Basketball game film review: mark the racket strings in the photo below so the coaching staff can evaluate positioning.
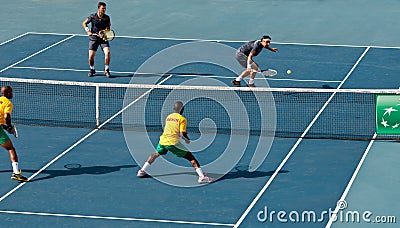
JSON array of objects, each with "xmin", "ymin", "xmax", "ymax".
[{"xmin": 103, "ymin": 30, "xmax": 115, "ymax": 41}]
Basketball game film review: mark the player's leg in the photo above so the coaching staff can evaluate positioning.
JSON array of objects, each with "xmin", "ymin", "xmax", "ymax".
[
  {"xmin": 137, "ymin": 144, "xmax": 166, "ymax": 177},
  {"xmin": 182, "ymin": 152, "xmax": 200, "ymax": 169},
  {"xmin": 170, "ymin": 143, "xmax": 213, "ymax": 184},
  {"xmin": 238, "ymin": 69, "xmax": 251, "ymax": 79},
  {"xmin": 88, "ymin": 50, "xmax": 96, "ymax": 66},
  {"xmin": 0, "ymin": 137, "xmax": 28, "ymax": 182},
  {"xmin": 247, "ymin": 63, "xmax": 258, "ymax": 87},
  {"xmin": 232, "ymin": 51, "xmax": 250, "ymax": 86},
  {"xmin": 146, "ymin": 152, "xmax": 161, "ymax": 164},
  {"xmin": 102, "ymin": 43, "xmax": 111, "ymax": 77},
  {"xmin": 88, "ymin": 50, "xmax": 96, "ymax": 77},
  {"xmin": 88, "ymin": 40, "xmax": 98, "ymax": 77},
  {"xmin": 182, "ymin": 152, "xmax": 213, "ymax": 184},
  {"xmin": 103, "ymin": 46, "xmax": 110, "ymax": 66}
]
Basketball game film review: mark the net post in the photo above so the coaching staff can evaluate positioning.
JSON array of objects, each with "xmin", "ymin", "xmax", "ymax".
[{"xmin": 96, "ymin": 85, "xmax": 100, "ymax": 126}]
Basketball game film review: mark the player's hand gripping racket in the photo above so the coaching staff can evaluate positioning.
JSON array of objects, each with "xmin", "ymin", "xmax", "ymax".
[
  {"xmin": 252, "ymin": 69, "xmax": 277, "ymax": 77},
  {"xmin": 98, "ymin": 29, "xmax": 115, "ymax": 41},
  {"xmin": 3, "ymin": 124, "xmax": 18, "ymax": 138}
]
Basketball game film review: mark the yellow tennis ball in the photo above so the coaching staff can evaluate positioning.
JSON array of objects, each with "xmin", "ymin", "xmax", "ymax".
[{"xmin": 287, "ymin": 69, "xmax": 292, "ymax": 74}]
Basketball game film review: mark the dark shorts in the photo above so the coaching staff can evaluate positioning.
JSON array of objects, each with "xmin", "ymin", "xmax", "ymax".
[
  {"xmin": 235, "ymin": 51, "xmax": 248, "ymax": 68},
  {"xmin": 89, "ymin": 36, "xmax": 110, "ymax": 51},
  {"xmin": 235, "ymin": 51, "xmax": 247, "ymax": 68}
]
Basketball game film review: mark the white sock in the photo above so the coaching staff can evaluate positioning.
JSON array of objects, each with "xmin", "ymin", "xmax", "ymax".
[
  {"xmin": 195, "ymin": 168, "xmax": 204, "ymax": 177},
  {"xmin": 249, "ymin": 78, "xmax": 255, "ymax": 84},
  {"xmin": 12, "ymin": 162, "xmax": 19, "ymax": 174},
  {"xmin": 235, "ymin": 76, "xmax": 242, "ymax": 81},
  {"xmin": 141, "ymin": 162, "xmax": 150, "ymax": 172},
  {"xmin": 105, "ymin": 65, "xmax": 109, "ymax": 70},
  {"xmin": 90, "ymin": 65, "xmax": 95, "ymax": 70}
]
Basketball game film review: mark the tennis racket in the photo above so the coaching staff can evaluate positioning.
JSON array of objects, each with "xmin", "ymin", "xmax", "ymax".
[
  {"xmin": 98, "ymin": 29, "xmax": 115, "ymax": 41},
  {"xmin": 13, "ymin": 124, "xmax": 18, "ymax": 138},
  {"xmin": 252, "ymin": 69, "xmax": 278, "ymax": 77},
  {"xmin": 2, "ymin": 124, "xmax": 18, "ymax": 138}
]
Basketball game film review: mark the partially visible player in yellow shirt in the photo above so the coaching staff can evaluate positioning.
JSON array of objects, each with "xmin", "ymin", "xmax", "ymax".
[
  {"xmin": 137, "ymin": 101, "xmax": 213, "ymax": 184},
  {"xmin": 0, "ymin": 86, "xmax": 28, "ymax": 182}
]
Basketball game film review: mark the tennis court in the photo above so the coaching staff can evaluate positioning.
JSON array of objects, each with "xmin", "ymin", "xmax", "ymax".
[
  {"xmin": 0, "ymin": 32, "xmax": 398, "ymax": 228},
  {"xmin": 1, "ymin": 1, "xmax": 400, "ymax": 227}
]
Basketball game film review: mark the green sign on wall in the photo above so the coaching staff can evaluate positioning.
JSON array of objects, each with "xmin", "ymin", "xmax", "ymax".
[{"xmin": 376, "ymin": 95, "xmax": 400, "ymax": 134}]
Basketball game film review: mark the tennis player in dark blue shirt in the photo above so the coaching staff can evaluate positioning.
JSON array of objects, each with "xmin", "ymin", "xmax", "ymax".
[
  {"xmin": 232, "ymin": 35, "xmax": 278, "ymax": 87},
  {"xmin": 82, "ymin": 2, "xmax": 112, "ymax": 78}
]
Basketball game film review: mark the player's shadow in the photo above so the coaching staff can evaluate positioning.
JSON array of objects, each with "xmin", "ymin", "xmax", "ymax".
[
  {"xmin": 120, "ymin": 72, "xmax": 215, "ymax": 78},
  {"xmin": 218, "ymin": 169, "xmax": 289, "ymax": 181},
  {"xmin": 1, "ymin": 164, "xmax": 137, "ymax": 182},
  {"xmin": 144, "ymin": 169, "xmax": 289, "ymax": 182},
  {"xmin": 322, "ymin": 84, "xmax": 334, "ymax": 89}
]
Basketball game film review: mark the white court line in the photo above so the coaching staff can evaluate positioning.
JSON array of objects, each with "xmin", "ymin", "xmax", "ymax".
[
  {"xmin": 0, "ymin": 76, "xmax": 239, "ymax": 228},
  {"xmin": 0, "ymin": 35, "xmax": 76, "ymax": 200},
  {"xmin": 25, "ymin": 31, "xmax": 400, "ymax": 49},
  {"xmin": 265, "ymin": 78, "xmax": 341, "ymax": 83},
  {"xmin": 13, "ymin": 66, "xmax": 88, "ymax": 72},
  {"xmin": 0, "ymin": 32, "xmax": 30, "ymax": 46},
  {"xmin": 12, "ymin": 66, "xmax": 341, "ymax": 83},
  {"xmin": 0, "ymin": 75, "xmax": 172, "ymax": 203},
  {"xmin": 0, "ymin": 210, "xmax": 234, "ymax": 227},
  {"xmin": 0, "ymin": 32, "xmax": 379, "ymax": 226},
  {"xmin": 233, "ymin": 46, "xmax": 371, "ymax": 228},
  {"xmin": 0, "ymin": 35, "xmax": 75, "ymax": 73},
  {"xmin": 325, "ymin": 133, "xmax": 377, "ymax": 228}
]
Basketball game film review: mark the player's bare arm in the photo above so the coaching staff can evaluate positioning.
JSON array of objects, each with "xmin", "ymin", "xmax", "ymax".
[{"xmin": 82, "ymin": 19, "xmax": 93, "ymax": 36}]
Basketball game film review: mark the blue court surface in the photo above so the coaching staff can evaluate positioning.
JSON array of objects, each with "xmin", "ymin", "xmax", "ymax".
[{"xmin": 0, "ymin": 32, "xmax": 399, "ymax": 228}]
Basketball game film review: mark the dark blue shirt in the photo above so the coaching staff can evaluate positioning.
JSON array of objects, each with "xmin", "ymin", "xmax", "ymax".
[
  {"xmin": 86, "ymin": 13, "xmax": 110, "ymax": 34},
  {"xmin": 238, "ymin": 40, "xmax": 264, "ymax": 56}
]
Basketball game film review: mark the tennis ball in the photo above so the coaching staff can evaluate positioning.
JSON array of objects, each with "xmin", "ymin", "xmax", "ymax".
[{"xmin": 287, "ymin": 69, "xmax": 292, "ymax": 74}]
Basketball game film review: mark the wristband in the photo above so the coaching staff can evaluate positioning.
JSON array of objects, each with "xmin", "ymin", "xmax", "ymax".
[
  {"xmin": 182, "ymin": 132, "xmax": 190, "ymax": 140},
  {"xmin": 85, "ymin": 27, "xmax": 90, "ymax": 32},
  {"xmin": 247, "ymin": 64, "xmax": 252, "ymax": 68}
]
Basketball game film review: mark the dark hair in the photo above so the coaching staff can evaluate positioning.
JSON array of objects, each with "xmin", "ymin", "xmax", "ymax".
[
  {"xmin": 98, "ymin": 2, "xmax": 106, "ymax": 8},
  {"xmin": 1, "ymin": 85, "xmax": 12, "ymax": 96},
  {"xmin": 261, "ymin": 35, "xmax": 271, "ymax": 41},
  {"xmin": 174, "ymin": 101, "xmax": 184, "ymax": 114}
]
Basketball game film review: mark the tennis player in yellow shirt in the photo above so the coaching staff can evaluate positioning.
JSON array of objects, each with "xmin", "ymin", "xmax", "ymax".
[
  {"xmin": 0, "ymin": 86, "xmax": 28, "ymax": 182},
  {"xmin": 137, "ymin": 101, "xmax": 213, "ymax": 184}
]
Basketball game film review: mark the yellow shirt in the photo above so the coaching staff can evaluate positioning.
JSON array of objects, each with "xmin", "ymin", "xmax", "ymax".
[
  {"xmin": 0, "ymin": 96, "xmax": 12, "ymax": 125},
  {"xmin": 159, "ymin": 113, "xmax": 187, "ymax": 145}
]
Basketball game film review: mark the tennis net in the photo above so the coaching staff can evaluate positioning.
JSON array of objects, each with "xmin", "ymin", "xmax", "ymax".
[{"xmin": 0, "ymin": 77, "xmax": 399, "ymax": 141}]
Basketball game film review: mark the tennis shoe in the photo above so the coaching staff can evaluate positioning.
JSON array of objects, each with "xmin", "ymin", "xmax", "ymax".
[
  {"xmin": 11, "ymin": 170, "xmax": 29, "ymax": 182},
  {"xmin": 246, "ymin": 83, "xmax": 256, "ymax": 87},
  {"xmin": 88, "ymin": 69, "xmax": 96, "ymax": 77},
  {"xmin": 137, "ymin": 169, "xmax": 147, "ymax": 177},
  {"xmin": 198, "ymin": 175, "xmax": 213, "ymax": 184},
  {"xmin": 104, "ymin": 69, "xmax": 112, "ymax": 78},
  {"xmin": 231, "ymin": 80, "xmax": 241, "ymax": 87}
]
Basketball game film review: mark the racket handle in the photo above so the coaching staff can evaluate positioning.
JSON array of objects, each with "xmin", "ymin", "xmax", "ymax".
[{"xmin": 2, "ymin": 125, "xmax": 12, "ymax": 130}]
